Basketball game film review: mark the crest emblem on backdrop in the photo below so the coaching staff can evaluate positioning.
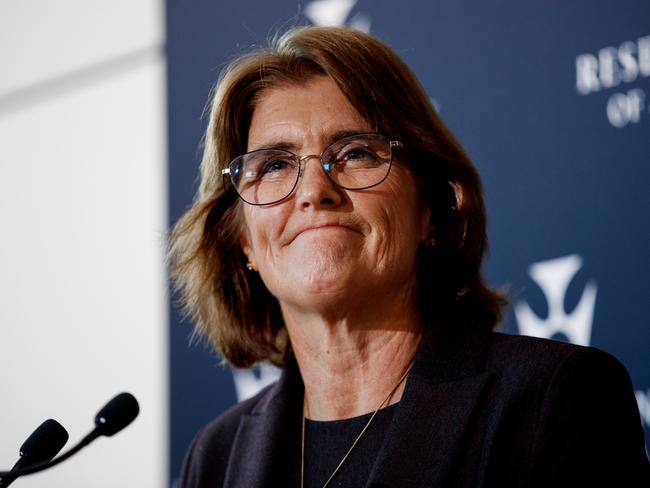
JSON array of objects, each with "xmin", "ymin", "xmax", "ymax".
[
  {"xmin": 514, "ymin": 254, "xmax": 597, "ymax": 346},
  {"xmin": 304, "ymin": 0, "xmax": 371, "ymax": 31},
  {"xmin": 232, "ymin": 364, "xmax": 281, "ymax": 402}
]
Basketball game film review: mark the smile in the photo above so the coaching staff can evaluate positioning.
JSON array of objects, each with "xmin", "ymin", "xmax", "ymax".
[{"xmin": 294, "ymin": 224, "xmax": 359, "ymax": 241}]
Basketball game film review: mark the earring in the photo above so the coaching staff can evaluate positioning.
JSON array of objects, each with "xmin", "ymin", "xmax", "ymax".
[
  {"xmin": 426, "ymin": 237, "xmax": 436, "ymax": 248},
  {"xmin": 246, "ymin": 262, "xmax": 256, "ymax": 271}
]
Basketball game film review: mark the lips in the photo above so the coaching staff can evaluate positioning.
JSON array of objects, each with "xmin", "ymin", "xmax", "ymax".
[{"xmin": 291, "ymin": 223, "xmax": 360, "ymax": 243}]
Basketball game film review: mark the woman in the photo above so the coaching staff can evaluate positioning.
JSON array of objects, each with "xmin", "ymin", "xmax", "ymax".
[{"xmin": 170, "ymin": 27, "xmax": 649, "ymax": 487}]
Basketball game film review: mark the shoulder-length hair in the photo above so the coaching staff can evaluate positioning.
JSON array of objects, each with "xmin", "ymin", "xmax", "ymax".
[{"xmin": 169, "ymin": 26, "xmax": 506, "ymax": 368}]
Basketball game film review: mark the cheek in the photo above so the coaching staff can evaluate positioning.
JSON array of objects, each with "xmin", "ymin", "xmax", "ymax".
[
  {"xmin": 364, "ymin": 201, "xmax": 410, "ymax": 267},
  {"xmin": 371, "ymin": 188, "xmax": 426, "ymax": 269},
  {"xmin": 241, "ymin": 207, "xmax": 286, "ymax": 263}
]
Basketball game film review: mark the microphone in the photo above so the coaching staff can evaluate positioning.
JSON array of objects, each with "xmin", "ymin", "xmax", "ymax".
[
  {"xmin": 94, "ymin": 392, "xmax": 140, "ymax": 437},
  {"xmin": 0, "ymin": 392, "xmax": 139, "ymax": 480},
  {"xmin": 0, "ymin": 419, "xmax": 69, "ymax": 487}
]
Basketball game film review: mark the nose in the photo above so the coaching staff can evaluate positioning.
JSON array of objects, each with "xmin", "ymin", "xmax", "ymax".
[{"xmin": 295, "ymin": 155, "xmax": 343, "ymax": 209}]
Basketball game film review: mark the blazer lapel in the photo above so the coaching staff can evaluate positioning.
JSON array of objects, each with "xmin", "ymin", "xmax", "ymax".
[
  {"xmin": 367, "ymin": 371, "xmax": 493, "ymax": 487},
  {"xmin": 223, "ymin": 414, "xmax": 283, "ymax": 487},
  {"xmin": 367, "ymin": 316, "xmax": 494, "ymax": 488},
  {"xmin": 223, "ymin": 359, "xmax": 303, "ymax": 488}
]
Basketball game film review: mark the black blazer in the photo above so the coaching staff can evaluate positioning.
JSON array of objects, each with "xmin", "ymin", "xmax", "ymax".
[{"xmin": 179, "ymin": 318, "xmax": 650, "ymax": 487}]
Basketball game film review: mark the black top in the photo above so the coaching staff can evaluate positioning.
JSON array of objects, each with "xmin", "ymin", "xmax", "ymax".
[{"xmin": 303, "ymin": 403, "xmax": 399, "ymax": 488}]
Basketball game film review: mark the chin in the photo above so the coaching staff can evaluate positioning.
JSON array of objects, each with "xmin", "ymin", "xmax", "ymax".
[
  {"xmin": 285, "ymin": 261, "xmax": 358, "ymax": 300},
  {"xmin": 302, "ymin": 265, "xmax": 354, "ymax": 292}
]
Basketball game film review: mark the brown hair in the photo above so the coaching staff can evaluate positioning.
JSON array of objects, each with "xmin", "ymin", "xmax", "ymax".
[{"xmin": 168, "ymin": 26, "xmax": 506, "ymax": 368}]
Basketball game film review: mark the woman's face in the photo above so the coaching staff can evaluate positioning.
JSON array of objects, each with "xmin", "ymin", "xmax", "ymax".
[{"xmin": 239, "ymin": 76, "xmax": 431, "ymax": 316}]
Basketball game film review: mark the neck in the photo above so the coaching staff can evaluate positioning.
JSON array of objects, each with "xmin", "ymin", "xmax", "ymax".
[{"xmin": 282, "ymin": 289, "xmax": 423, "ymax": 421}]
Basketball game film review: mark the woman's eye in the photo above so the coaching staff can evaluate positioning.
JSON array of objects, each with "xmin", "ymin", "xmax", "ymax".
[
  {"xmin": 345, "ymin": 150, "xmax": 370, "ymax": 160},
  {"xmin": 341, "ymin": 146, "xmax": 373, "ymax": 161},
  {"xmin": 261, "ymin": 159, "xmax": 289, "ymax": 174}
]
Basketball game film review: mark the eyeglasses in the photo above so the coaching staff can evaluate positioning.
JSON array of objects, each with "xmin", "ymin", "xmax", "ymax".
[{"xmin": 221, "ymin": 133, "xmax": 402, "ymax": 206}]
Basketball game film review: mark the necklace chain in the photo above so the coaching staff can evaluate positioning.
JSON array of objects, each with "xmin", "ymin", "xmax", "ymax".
[{"xmin": 300, "ymin": 360, "xmax": 414, "ymax": 488}]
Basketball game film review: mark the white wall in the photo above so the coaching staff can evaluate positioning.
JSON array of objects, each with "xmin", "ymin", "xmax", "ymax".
[{"xmin": 0, "ymin": 1, "xmax": 167, "ymax": 486}]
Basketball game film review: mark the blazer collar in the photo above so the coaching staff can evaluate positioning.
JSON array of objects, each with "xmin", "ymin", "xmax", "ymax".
[
  {"xmin": 224, "ymin": 316, "xmax": 493, "ymax": 488},
  {"xmin": 223, "ymin": 357, "xmax": 302, "ymax": 488},
  {"xmin": 411, "ymin": 312, "xmax": 493, "ymax": 384},
  {"xmin": 366, "ymin": 317, "xmax": 494, "ymax": 487}
]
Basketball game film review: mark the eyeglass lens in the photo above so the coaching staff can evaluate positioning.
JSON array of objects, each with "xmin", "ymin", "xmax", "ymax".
[{"xmin": 228, "ymin": 133, "xmax": 394, "ymax": 205}]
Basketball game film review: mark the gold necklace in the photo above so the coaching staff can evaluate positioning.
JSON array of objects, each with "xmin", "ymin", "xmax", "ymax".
[{"xmin": 300, "ymin": 360, "xmax": 414, "ymax": 488}]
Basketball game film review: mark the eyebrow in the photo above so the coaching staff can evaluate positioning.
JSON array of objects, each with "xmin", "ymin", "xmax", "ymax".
[{"xmin": 250, "ymin": 130, "xmax": 367, "ymax": 153}]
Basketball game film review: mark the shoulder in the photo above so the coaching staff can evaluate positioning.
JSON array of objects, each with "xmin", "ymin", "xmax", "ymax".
[
  {"xmin": 485, "ymin": 331, "xmax": 630, "ymax": 385},
  {"xmin": 483, "ymin": 332, "xmax": 636, "ymax": 415},
  {"xmin": 483, "ymin": 333, "xmax": 649, "ymax": 484},
  {"xmin": 177, "ymin": 382, "xmax": 277, "ymax": 488}
]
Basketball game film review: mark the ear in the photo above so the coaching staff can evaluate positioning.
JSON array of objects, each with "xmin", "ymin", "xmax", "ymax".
[
  {"xmin": 449, "ymin": 181, "xmax": 464, "ymax": 210},
  {"xmin": 239, "ymin": 230, "xmax": 257, "ymax": 270},
  {"xmin": 418, "ymin": 203, "xmax": 434, "ymax": 243},
  {"xmin": 448, "ymin": 181, "xmax": 468, "ymax": 248}
]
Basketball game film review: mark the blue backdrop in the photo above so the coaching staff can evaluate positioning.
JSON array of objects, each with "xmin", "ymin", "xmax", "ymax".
[{"xmin": 167, "ymin": 1, "xmax": 650, "ymax": 484}]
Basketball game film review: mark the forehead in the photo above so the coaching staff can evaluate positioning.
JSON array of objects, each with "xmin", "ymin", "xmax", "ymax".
[{"xmin": 247, "ymin": 76, "xmax": 372, "ymax": 151}]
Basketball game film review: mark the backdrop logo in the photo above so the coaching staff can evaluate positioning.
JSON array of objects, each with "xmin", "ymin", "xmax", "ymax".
[
  {"xmin": 232, "ymin": 364, "xmax": 281, "ymax": 402},
  {"xmin": 514, "ymin": 254, "xmax": 597, "ymax": 346},
  {"xmin": 635, "ymin": 389, "xmax": 650, "ymax": 434},
  {"xmin": 304, "ymin": 0, "xmax": 371, "ymax": 32},
  {"xmin": 575, "ymin": 34, "xmax": 650, "ymax": 128}
]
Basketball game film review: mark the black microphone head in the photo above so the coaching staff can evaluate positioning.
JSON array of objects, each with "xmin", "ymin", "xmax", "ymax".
[
  {"xmin": 94, "ymin": 392, "xmax": 139, "ymax": 437},
  {"xmin": 19, "ymin": 419, "xmax": 69, "ymax": 463}
]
